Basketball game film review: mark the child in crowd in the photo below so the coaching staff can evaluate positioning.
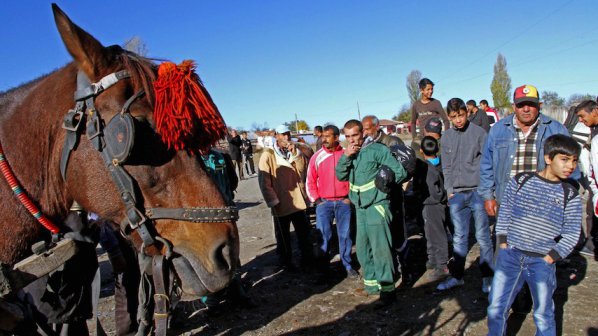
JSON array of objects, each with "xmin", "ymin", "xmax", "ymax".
[
  {"xmin": 413, "ymin": 136, "xmax": 449, "ymax": 281},
  {"xmin": 437, "ymin": 98, "xmax": 494, "ymax": 293},
  {"xmin": 487, "ymin": 134, "xmax": 582, "ymax": 335}
]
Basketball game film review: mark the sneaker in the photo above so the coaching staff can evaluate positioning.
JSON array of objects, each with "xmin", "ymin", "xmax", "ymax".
[
  {"xmin": 346, "ymin": 268, "xmax": 360, "ymax": 279},
  {"xmin": 482, "ymin": 276, "xmax": 493, "ymax": 294},
  {"xmin": 435, "ymin": 276, "xmax": 464, "ymax": 292},
  {"xmin": 427, "ymin": 267, "xmax": 449, "ymax": 281}
]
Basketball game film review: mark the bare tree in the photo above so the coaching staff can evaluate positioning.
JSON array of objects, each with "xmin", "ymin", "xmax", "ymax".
[
  {"xmin": 123, "ymin": 36, "xmax": 148, "ymax": 56},
  {"xmin": 541, "ymin": 91, "xmax": 565, "ymax": 107},
  {"xmin": 567, "ymin": 93, "xmax": 595, "ymax": 106},
  {"xmin": 406, "ymin": 70, "xmax": 422, "ymax": 105}
]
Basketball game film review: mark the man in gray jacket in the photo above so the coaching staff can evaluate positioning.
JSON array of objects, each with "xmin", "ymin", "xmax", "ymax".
[{"xmin": 436, "ymin": 98, "xmax": 494, "ymax": 293}]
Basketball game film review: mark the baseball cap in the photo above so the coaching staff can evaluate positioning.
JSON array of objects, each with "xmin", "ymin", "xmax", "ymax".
[
  {"xmin": 424, "ymin": 117, "xmax": 442, "ymax": 134},
  {"xmin": 275, "ymin": 124, "xmax": 291, "ymax": 134},
  {"xmin": 513, "ymin": 85, "xmax": 540, "ymax": 105}
]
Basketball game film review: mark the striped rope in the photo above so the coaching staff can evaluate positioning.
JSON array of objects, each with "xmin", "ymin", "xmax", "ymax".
[{"xmin": 0, "ymin": 142, "xmax": 60, "ymax": 233}]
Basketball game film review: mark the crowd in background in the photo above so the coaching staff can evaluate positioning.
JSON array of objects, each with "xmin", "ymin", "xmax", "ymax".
[{"xmin": 220, "ymin": 78, "xmax": 597, "ymax": 334}]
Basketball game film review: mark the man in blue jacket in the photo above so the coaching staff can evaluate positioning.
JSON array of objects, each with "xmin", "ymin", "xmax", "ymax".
[
  {"xmin": 478, "ymin": 84, "xmax": 579, "ymax": 214},
  {"xmin": 478, "ymin": 84, "xmax": 579, "ymax": 311}
]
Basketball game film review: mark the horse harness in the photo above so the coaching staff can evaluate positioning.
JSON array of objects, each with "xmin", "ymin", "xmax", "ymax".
[{"xmin": 60, "ymin": 70, "xmax": 239, "ymax": 335}]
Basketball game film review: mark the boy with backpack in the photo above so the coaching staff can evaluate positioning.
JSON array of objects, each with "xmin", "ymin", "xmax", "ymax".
[
  {"xmin": 413, "ymin": 136, "xmax": 449, "ymax": 281},
  {"xmin": 487, "ymin": 134, "xmax": 582, "ymax": 335}
]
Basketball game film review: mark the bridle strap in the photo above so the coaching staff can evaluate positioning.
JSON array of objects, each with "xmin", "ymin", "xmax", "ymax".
[
  {"xmin": 74, "ymin": 70, "xmax": 130, "ymax": 101},
  {"xmin": 146, "ymin": 207, "xmax": 239, "ymax": 222},
  {"xmin": 63, "ymin": 70, "xmax": 238, "ymax": 249},
  {"xmin": 152, "ymin": 255, "xmax": 170, "ymax": 336}
]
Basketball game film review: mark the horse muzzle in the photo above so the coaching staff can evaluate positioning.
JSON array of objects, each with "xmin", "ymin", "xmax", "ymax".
[{"xmin": 170, "ymin": 238, "xmax": 238, "ymax": 298}]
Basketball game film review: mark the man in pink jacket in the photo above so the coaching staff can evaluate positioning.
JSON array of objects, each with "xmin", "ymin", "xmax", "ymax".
[{"xmin": 307, "ymin": 125, "xmax": 357, "ymax": 279}]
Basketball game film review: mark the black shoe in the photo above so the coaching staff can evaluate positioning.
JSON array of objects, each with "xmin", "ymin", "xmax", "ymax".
[{"xmin": 374, "ymin": 291, "xmax": 396, "ymax": 310}]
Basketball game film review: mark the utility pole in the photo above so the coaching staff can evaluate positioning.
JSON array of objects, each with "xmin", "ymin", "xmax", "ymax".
[
  {"xmin": 294, "ymin": 113, "xmax": 299, "ymax": 133},
  {"xmin": 357, "ymin": 101, "xmax": 361, "ymax": 120}
]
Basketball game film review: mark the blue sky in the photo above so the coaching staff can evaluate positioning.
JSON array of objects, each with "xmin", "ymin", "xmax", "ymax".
[{"xmin": 2, "ymin": 1, "xmax": 597, "ymax": 130}]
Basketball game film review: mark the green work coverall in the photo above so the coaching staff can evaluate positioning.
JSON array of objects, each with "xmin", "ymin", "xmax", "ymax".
[{"xmin": 336, "ymin": 142, "xmax": 406, "ymax": 294}]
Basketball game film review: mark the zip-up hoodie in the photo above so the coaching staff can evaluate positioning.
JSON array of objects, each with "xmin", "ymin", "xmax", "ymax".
[
  {"xmin": 440, "ymin": 121, "xmax": 487, "ymax": 195},
  {"xmin": 306, "ymin": 144, "xmax": 349, "ymax": 202}
]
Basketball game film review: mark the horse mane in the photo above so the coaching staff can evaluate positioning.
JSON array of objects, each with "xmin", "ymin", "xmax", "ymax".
[{"xmin": 117, "ymin": 50, "xmax": 157, "ymax": 109}]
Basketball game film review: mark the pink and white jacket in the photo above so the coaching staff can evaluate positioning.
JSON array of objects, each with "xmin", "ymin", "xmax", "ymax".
[{"xmin": 306, "ymin": 144, "xmax": 349, "ymax": 202}]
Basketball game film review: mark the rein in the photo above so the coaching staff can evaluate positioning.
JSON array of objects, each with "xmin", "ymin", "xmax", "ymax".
[{"xmin": 0, "ymin": 143, "xmax": 60, "ymax": 234}]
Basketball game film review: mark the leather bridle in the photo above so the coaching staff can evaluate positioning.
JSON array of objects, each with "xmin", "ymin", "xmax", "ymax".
[
  {"xmin": 60, "ymin": 69, "xmax": 238, "ymax": 335},
  {"xmin": 61, "ymin": 70, "xmax": 238, "ymax": 248}
]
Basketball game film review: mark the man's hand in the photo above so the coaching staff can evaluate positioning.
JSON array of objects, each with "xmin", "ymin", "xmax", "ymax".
[
  {"xmin": 286, "ymin": 142, "xmax": 297, "ymax": 155},
  {"xmin": 499, "ymin": 243, "xmax": 507, "ymax": 249},
  {"xmin": 344, "ymin": 144, "xmax": 360, "ymax": 157},
  {"xmin": 485, "ymin": 199, "xmax": 498, "ymax": 216},
  {"xmin": 543, "ymin": 255, "xmax": 555, "ymax": 264}
]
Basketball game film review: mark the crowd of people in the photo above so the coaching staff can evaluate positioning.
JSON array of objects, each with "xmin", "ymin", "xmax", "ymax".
[{"xmin": 219, "ymin": 78, "xmax": 596, "ymax": 335}]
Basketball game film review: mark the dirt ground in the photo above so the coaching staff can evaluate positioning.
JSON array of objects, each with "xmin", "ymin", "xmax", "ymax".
[{"xmin": 95, "ymin": 173, "xmax": 598, "ymax": 336}]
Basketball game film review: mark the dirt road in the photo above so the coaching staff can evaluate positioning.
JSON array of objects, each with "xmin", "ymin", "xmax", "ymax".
[{"xmin": 97, "ymin": 174, "xmax": 598, "ymax": 335}]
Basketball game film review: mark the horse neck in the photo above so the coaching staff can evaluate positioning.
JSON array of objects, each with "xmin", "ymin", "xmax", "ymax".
[{"xmin": 0, "ymin": 65, "xmax": 76, "ymax": 224}]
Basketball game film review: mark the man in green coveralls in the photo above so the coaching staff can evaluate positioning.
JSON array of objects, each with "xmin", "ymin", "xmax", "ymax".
[{"xmin": 336, "ymin": 119, "xmax": 407, "ymax": 306}]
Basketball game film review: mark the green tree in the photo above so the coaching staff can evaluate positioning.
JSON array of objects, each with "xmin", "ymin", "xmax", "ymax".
[
  {"xmin": 490, "ymin": 53, "xmax": 512, "ymax": 110},
  {"xmin": 393, "ymin": 104, "xmax": 411, "ymax": 122},
  {"xmin": 541, "ymin": 91, "xmax": 565, "ymax": 107},
  {"xmin": 406, "ymin": 70, "xmax": 422, "ymax": 105},
  {"xmin": 284, "ymin": 120, "xmax": 310, "ymax": 132}
]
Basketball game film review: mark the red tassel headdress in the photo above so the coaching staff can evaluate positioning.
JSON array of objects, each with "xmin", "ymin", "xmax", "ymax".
[{"xmin": 153, "ymin": 60, "xmax": 227, "ymax": 152}]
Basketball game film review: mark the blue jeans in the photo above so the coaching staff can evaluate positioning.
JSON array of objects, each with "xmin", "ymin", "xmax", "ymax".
[
  {"xmin": 315, "ymin": 199, "xmax": 353, "ymax": 270},
  {"xmin": 487, "ymin": 247, "xmax": 557, "ymax": 336},
  {"xmin": 448, "ymin": 190, "xmax": 494, "ymax": 279}
]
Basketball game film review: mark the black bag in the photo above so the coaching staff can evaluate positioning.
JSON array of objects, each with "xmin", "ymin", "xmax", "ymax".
[{"xmin": 389, "ymin": 143, "xmax": 416, "ymax": 182}]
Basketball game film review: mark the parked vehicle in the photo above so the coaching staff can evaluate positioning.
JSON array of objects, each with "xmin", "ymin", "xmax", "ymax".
[{"xmin": 486, "ymin": 110, "xmax": 500, "ymax": 127}]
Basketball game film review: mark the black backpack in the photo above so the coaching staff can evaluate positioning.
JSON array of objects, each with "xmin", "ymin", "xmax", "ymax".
[{"xmin": 389, "ymin": 143, "xmax": 417, "ymax": 182}]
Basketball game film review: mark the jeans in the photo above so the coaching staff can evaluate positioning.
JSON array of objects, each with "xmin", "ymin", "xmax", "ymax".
[
  {"xmin": 487, "ymin": 247, "xmax": 557, "ymax": 336},
  {"xmin": 448, "ymin": 190, "xmax": 494, "ymax": 279},
  {"xmin": 315, "ymin": 199, "xmax": 353, "ymax": 270}
]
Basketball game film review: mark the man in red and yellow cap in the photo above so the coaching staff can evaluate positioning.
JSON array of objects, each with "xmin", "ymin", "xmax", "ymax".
[{"xmin": 478, "ymin": 84, "xmax": 579, "ymax": 310}]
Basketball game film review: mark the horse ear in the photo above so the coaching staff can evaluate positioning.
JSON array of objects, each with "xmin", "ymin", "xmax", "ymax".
[{"xmin": 52, "ymin": 4, "xmax": 108, "ymax": 79}]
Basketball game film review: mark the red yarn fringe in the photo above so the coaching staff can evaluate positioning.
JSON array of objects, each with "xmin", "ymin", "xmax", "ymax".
[{"xmin": 153, "ymin": 60, "xmax": 227, "ymax": 152}]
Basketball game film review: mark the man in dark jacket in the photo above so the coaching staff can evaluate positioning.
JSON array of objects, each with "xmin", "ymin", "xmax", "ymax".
[
  {"xmin": 466, "ymin": 100, "xmax": 490, "ymax": 132},
  {"xmin": 240, "ymin": 131, "xmax": 257, "ymax": 177},
  {"xmin": 228, "ymin": 130, "xmax": 244, "ymax": 180},
  {"xmin": 362, "ymin": 115, "xmax": 405, "ymax": 147}
]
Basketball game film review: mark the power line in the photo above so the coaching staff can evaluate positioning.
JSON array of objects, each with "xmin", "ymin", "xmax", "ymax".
[{"xmin": 440, "ymin": 0, "xmax": 574, "ymax": 83}]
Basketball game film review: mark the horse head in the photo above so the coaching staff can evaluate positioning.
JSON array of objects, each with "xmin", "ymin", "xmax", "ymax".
[{"xmin": 49, "ymin": 5, "xmax": 239, "ymax": 297}]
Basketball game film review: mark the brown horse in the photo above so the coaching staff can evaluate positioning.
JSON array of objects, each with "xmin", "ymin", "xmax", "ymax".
[{"xmin": 0, "ymin": 4, "xmax": 238, "ymax": 307}]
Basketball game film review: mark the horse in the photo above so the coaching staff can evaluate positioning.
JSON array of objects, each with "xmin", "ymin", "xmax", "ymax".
[{"xmin": 0, "ymin": 4, "xmax": 239, "ymax": 334}]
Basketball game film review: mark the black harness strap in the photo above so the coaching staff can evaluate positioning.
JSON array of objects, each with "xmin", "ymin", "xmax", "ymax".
[
  {"xmin": 60, "ymin": 69, "xmax": 238, "ymax": 336},
  {"xmin": 152, "ymin": 255, "xmax": 169, "ymax": 336}
]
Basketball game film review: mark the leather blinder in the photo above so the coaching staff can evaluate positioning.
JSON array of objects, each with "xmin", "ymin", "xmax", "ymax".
[{"xmin": 104, "ymin": 113, "xmax": 135, "ymax": 164}]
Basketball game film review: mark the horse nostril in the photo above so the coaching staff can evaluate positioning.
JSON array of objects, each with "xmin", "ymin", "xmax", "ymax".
[{"xmin": 212, "ymin": 241, "xmax": 233, "ymax": 272}]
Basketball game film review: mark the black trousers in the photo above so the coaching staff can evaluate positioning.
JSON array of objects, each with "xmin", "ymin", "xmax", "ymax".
[
  {"xmin": 243, "ymin": 153, "xmax": 255, "ymax": 175},
  {"xmin": 272, "ymin": 210, "xmax": 312, "ymax": 266}
]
